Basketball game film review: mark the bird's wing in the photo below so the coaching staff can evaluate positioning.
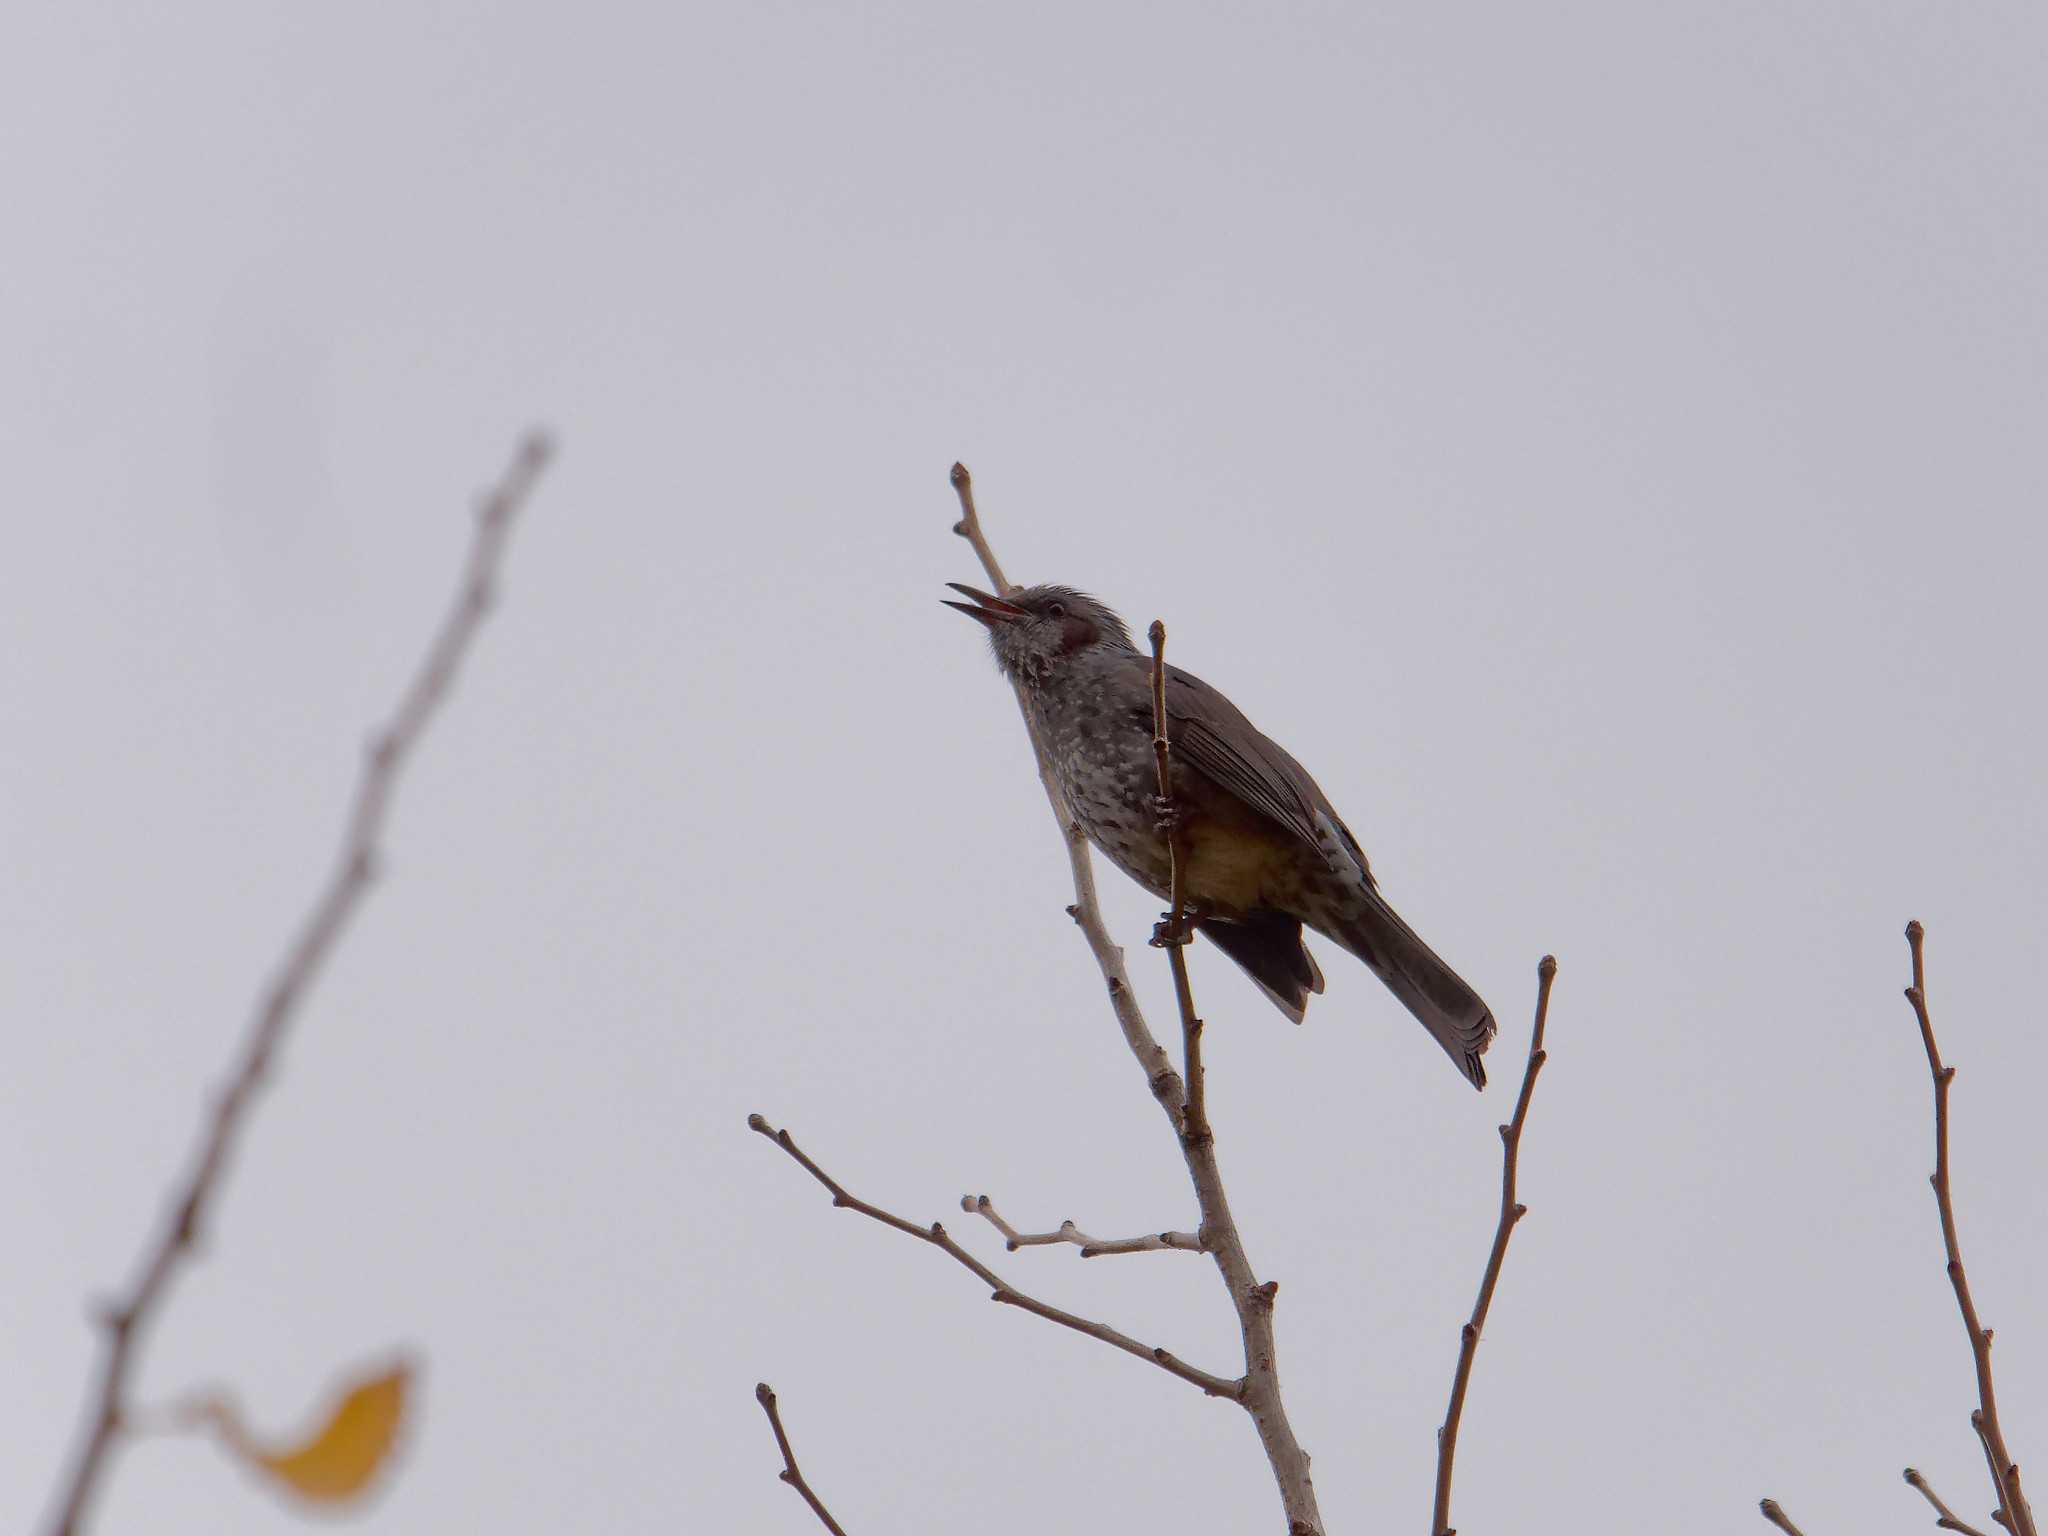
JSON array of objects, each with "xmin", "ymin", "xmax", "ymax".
[{"xmin": 1162, "ymin": 664, "xmax": 1373, "ymax": 884}]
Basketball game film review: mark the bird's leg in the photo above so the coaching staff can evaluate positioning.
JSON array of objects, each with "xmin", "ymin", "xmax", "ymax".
[
  {"xmin": 1151, "ymin": 805, "xmax": 1197, "ymax": 948},
  {"xmin": 1151, "ymin": 904, "xmax": 1202, "ymax": 949}
]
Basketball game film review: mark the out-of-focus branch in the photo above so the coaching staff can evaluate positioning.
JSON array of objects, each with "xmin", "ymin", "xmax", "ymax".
[
  {"xmin": 43, "ymin": 432, "xmax": 554, "ymax": 1536},
  {"xmin": 951, "ymin": 466, "xmax": 1323, "ymax": 1536},
  {"xmin": 1907, "ymin": 1466, "xmax": 1996, "ymax": 1536},
  {"xmin": 1905, "ymin": 921, "xmax": 2036, "ymax": 1536},
  {"xmin": 1432, "ymin": 955, "xmax": 1558, "ymax": 1536},
  {"xmin": 749, "ymin": 1115, "xmax": 1239, "ymax": 1398},
  {"xmin": 961, "ymin": 1194, "xmax": 1201, "ymax": 1257},
  {"xmin": 1758, "ymin": 1498, "xmax": 1810, "ymax": 1535},
  {"xmin": 755, "ymin": 1384, "xmax": 851, "ymax": 1536}
]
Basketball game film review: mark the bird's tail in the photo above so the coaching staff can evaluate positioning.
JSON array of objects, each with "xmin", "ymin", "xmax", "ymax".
[
  {"xmin": 1329, "ymin": 890, "xmax": 1495, "ymax": 1089},
  {"xmin": 1200, "ymin": 908, "xmax": 1326, "ymax": 1024}
]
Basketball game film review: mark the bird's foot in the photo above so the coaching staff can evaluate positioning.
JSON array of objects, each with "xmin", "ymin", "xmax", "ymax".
[
  {"xmin": 1151, "ymin": 794, "xmax": 1182, "ymax": 837},
  {"xmin": 1150, "ymin": 911, "xmax": 1198, "ymax": 948}
]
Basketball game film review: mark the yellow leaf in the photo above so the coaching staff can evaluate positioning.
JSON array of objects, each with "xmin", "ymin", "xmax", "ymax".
[{"xmin": 230, "ymin": 1357, "xmax": 416, "ymax": 1504}]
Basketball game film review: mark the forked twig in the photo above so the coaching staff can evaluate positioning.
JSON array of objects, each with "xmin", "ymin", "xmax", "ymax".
[
  {"xmin": 749, "ymin": 1116, "xmax": 1239, "ymax": 1398},
  {"xmin": 1432, "ymin": 955, "xmax": 1558, "ymax": 1536},
  {"xmin": 1906, "ymin": 921, "xmax": 2035, "ymax": 1536},
  {"xmin": 962, "ymin": 1195, "xmax": 1201, "ymax": 1257},
  {"xmin": 1908, "ymin": 1466, "xmax": 1996, "ymax": 1536},
  {"xmin": 755, "ymin": 1384, "xmax": 851, "ymax": 1536},
  {"xmin": 951, "ymin": 466, "xmax": 1323, "ymax": 1535},
  {"xmin": 43, "ymin": 433, "xmax": 553, "ymax": 1536}
]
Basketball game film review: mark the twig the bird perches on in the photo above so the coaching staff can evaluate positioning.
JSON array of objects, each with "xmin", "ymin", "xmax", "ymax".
[
  {"xmin": 43, "ymin": 433, "xmax": 554, "ymax": 1536},
  {"xmin": 950, "ymin": 464, "xmax": 1323, "ymax": 1536},
  {"xmin": 749, "ymin": 1116, "xmax": 1239, "ymax": 1398},
  {"xmin": 756, "ymin": 1384, "xmax": 852, "ymax": 1536},
  {"xmin": 1907, "ymin": 1466, "xmax": 1997, "ymax": 1536},
  {"xmin": 1758, "ymin": 1498, "xmax": 1809, "ymax": 1535},
  {"xmin": 1432, "ymin": 955, "xmax": 1558, "ymax": 1536},
  {"xmin": 1905, "ymin": 922, "xmax": 2036, "ymax": 1536},
  {"xmin": 961, "ymin": 1194, "xmax": 1201, "ymax": 1257},
  {"xmin": 1146, "ymin": 619, "xmax": 1210, "ymax": 1146}
]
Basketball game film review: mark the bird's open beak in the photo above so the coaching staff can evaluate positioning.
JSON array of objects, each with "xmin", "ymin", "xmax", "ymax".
[{"xmin": 942, "ymin": 581, "xmax": 1027, "ymax": 629}]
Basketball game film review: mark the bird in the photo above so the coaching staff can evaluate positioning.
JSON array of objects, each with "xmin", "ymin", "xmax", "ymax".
[{"xmin": 946, "ymin": 580, "xmax": 1496, "ymax": 1089}]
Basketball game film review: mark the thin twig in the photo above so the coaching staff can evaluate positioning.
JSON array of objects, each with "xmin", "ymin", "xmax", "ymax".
[
  {"xmin": 42, "ymin": 432, "xmax": 553, "ymax": 1536},
  {"xmin": 750, "ymin": 1116, "xmax": 1239, "ymax": 1398},
  {"xmin": 1145, "ymin": 619, "xmax": 1209, "ymax": 1147},
  {"xmin": 755, "ymin": 1384, "xmax": 851, "ymax": 1536},
  {"xmin": 1906, "ymin": 921, "xmax": 2036, "ymax": 1536},
  {"xmin": 1908, "ymin": 1466, "xmax": 1997, "ymax": 1536},
  {"xmin": 961, "ymin": 1194, "xmax": 1202, "ymax": 1257},
  {"xmin": 1432, "ymin": 955, "xmax": 1558, "ymax": 1536},
  {"xmin": 1758, "ymin": 1498, "xmax": 1809, "ymax": 1535},
  {"xmin": 951, "ymin": 466, "xmax": 1323, "ymax": 1535},
  {"xmin": 948, "ymin": 463, "xmax": 1011, "ymax": 593},
  {"xmin": 1976, "ymin": 1417, "xmax": 2020, "ymax": 1536}
]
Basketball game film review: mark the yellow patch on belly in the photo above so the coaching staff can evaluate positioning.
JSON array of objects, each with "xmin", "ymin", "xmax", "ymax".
[{"xmin": 1183, "ymin": 821, "xmax": 1290, "ymax": 916}]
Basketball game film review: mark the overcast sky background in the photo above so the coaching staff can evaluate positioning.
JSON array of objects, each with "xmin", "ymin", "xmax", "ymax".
[{"xmin": 6, "ymin": 3, "xmax": 2047, "ymax": 1532}]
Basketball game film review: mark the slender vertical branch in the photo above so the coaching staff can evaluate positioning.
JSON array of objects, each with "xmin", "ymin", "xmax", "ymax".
[
  {"xmin": 948, "ymin": 463, "xmax": 1011, "ymax": 593},
  {"xmin": 1432, "ymin": 955, "xmax": 1557, "ymax": 1536},
  {"xmin": 1145, "ymin": 618, "xmax": 1208, "ymax": 1146},
  {"xmin": 755, "ymin": 1385, "xmax": 851, "ymax": 1536},
  {"xmin": 1904, "ymin": 921, "xmax": 2035, "ymax": 1536},
  {"xmin": 951, "ymin": 465, "xmax": 1323, "ymax": 1535},
  {"xmin": 43, "ymin": 433, "xmax": 554, "ymax": 1536}
]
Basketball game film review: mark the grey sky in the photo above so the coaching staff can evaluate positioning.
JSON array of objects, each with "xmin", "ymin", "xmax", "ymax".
[{"xmin": 6, "ymin": 3, "xmax": 2046, "ymax": 1531}]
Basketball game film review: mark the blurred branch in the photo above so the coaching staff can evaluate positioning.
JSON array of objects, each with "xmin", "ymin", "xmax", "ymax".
[
  {"xmin": 755, "ymin": 1384, "xmax": 851, "ymax": 1536},
  {"xmin": 1758, "ymin": 1498, "xmax": 1809, "ymax": 1535},
  {"xmin": 960, "ymin": 1194, "xmax": 1201, "ymax": 1257},
  {"xmin": 43, "ymin": 432, "xmax": 554, "ymax": 1536},
  {"xmin": 951, "ymin": 465, "xmax": 1323, "ymax": 1536},
  {"xmin": 1906, "ymin": 921, "xmax": 2036, "ymax": 1536},
  {"xmin": 749, "ymin": 1115, "xmax": 1239, "ymax": 1398},
  {"xmin": 1433, "ymin": 956, "xmax": 1557, "ymax": 1536},
  {"xmin": 1907, "ymin": 1466, "xmax": 1996, "ymax": 1536}
]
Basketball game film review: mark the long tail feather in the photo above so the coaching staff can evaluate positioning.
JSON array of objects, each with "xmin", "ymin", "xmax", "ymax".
[{"xmin": 1329, "ymin": 891, "xmax": 1495, "ymax": 1089}]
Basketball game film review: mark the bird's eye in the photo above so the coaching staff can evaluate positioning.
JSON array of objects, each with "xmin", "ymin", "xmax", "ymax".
[{"xmin": 1046, "ymin": 601, "xmax": 1066, "ymax": 618}]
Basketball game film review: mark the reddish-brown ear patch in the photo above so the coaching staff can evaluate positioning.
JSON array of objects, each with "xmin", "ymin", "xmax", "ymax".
[{"xmin": 1057, "ymin": 612, "xmax": 1099, "ymax": 653}]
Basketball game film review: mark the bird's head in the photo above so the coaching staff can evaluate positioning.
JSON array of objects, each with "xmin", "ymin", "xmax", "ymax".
[{"xmin": 944, "ymin": 582, "xmax": 1135, "ymax": 682}]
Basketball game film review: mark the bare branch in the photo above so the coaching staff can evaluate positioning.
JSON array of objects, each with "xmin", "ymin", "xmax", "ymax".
[
  {"xmin": 1908, "ymin": 1466, "xmax": 1997, "ymax": 1536},
  {"xmin": 755, "ymin": 1384, "xmax": 851, "ymax": 1536},
  {"xmin": 1146, "ymin": 619, "xmax": 1209, "ymax": 1147},
  {"xmin": 749, "ymin": 1116, "xmax": 1240, "ymax": 1398},
  {"xmin": 950, "ymin": 465, "xmax": 1323, "ymax": 1535},
  {"xmin": 1758, "ymin": 1498, "xmax": 1810, "ymax": 1535},
  {"xmin": 961, "ymin": 1194, "xmax": 1201, "ymax": 1257},
  {"xmin": 42, "ymin": 432, "xmax": 553, "ymax": 1536},
  {"xmin": 1432, "ymin": 955, "xmax": 1559, "ymax": 1536},
  {"xmin": 1906, "ymin": 921, "xmax": 2037, "ymax": 1536},
  {"xmin": 948, "ymin": 462, "xmax": 1012, "ymax": 593}
]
